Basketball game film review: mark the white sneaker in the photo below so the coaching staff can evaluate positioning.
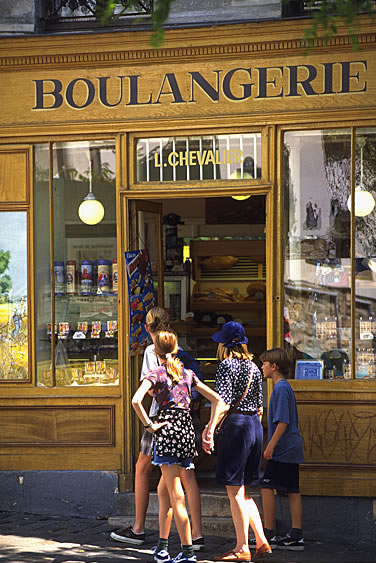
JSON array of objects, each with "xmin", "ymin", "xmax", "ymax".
[{"xmin": 154, "ymin": 549, "xmax": 172, "ymax": 563}]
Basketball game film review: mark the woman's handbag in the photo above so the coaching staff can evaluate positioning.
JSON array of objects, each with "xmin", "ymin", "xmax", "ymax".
[{"xmin": 213, "ymin": 363, "xmax": 256, "ymax": 454}]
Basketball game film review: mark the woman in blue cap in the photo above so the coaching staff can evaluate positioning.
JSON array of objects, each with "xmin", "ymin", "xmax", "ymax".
[{"xmin": 202, "ymin": 321, "xmax": 271, "ymax": 561}]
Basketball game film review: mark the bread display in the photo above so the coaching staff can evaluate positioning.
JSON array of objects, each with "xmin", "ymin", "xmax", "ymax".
[
  {"xmin": 246, "ymin": 282, "xmax": 266, "ymax": 300},
  {"xmin": 200, "ymin": 256, "xmax": 238, "ymax": 270},
  {"xmin": 192, "ymin": 286, "xmax": 236, "ymax": 302}
]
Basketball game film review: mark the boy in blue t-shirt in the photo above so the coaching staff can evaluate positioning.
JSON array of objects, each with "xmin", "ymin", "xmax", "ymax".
[{"xmin": 257, "ymin": 348, "xmax": 305, "ymax": 551}]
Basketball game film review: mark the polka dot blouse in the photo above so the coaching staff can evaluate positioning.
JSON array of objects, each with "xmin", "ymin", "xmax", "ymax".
[{"xmin": 214, "ymin": 358, "xmax": 263, "ymax": 411}]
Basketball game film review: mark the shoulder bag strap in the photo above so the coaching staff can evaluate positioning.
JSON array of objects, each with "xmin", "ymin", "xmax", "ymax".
[{"xmin": 231, "ymin": 362, "xmax": 256, "ymax": 410}]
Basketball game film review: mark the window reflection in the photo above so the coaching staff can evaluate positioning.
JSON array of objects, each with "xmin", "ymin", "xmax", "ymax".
[
  {"xmin": 283, "ymin": 130, "xmax": 352, "ymax": 379},
  {"xmin": 355, "ymin": 129, "xmax": 376, "ymax": 379},
  {"xmin": 34, "ymin": 141, "xmax": 118, "ymax": 387},
  {"xmin": 0, "ymin": 212, "xmax": 28, "ymax": 380}
]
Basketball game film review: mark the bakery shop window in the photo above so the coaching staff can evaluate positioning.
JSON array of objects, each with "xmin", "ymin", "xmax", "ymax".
[
  {"xmin": 0, "ymin": 211, "xmax": 29, "ymax": 382},
  {"xmin": 34, "ymin": 141, "xmax": 118, "ymax": 388},
  {"xmin": 283, "ymin": 128, "xmax": 376, "ymax": 381},
  {"xmin": 135, "ymin": 134, "xmax": 261, "ymax": 183}
]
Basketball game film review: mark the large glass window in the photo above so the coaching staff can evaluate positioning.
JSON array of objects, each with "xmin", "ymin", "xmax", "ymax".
[
  {"xmin": 136, "ymin": 134, "xmax": 261, "ymax": 183},
  {"xmin": 283, "ymin": 130, "xmax": 352, "ymax": 380},
  {"xmin": 0, "ymin": 212, "xmax": 29, "ymax": 380},
  {"xmin": 34, "ymin": 141, "xmax": 118, "ymax": 387},
  {"xmin": 355, "ymin": 129, "xmax": 376, "ymax": 379}
]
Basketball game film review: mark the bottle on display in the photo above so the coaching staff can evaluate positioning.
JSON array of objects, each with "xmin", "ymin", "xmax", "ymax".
[
  {"xmin": 112, "ymin": 258, "xmax": 118, "ymax": 294},
  {"xmin": 81, "ymin": 260, "xmax": 94, "ymax": 295},
  {"xmin": 66, "ymin": 260, "xmax": 77, "ymax": 294},
  {"xmin": 97, "ymin": 259, "xmax": 111, "ymax": 293},
  {"xmin": 54, "ymin": 261, "xmax": 65, "ymax": 295}
]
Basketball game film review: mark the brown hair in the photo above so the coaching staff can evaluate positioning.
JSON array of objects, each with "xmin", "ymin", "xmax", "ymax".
[
  {"xmin": 217, "ymin": 342, "xmax": 253, "ymax": 362},
  {"xmin": 259, "ymin": 348, "xmax": 290, "ymax": 376},
  {"xmin": 145, "ymin": 307, "xmax": 169, "ymax": 335},
  {"xmin": 154, "ymin": 329, "xmax": 183, "ymax": 382}
]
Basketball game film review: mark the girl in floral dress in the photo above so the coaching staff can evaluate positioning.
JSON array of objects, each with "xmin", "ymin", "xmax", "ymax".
[{"xmin": 132, "ymin": 329, "xmax": 222, "ymax": 563}]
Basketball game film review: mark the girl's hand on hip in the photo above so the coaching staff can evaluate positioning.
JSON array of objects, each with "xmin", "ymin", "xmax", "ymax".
[{"xmin": 147, "ymin": 421, "xmax": 169, "ymax": 433}]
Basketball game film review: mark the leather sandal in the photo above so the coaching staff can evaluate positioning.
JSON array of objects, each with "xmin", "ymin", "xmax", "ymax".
[
  {"xmin": 254, "ymin": 542, "xmax": 272, "ymax": 559},
  {"xmin": 215, "ymin": 550, "xmax": 252, "ymax": 561}
]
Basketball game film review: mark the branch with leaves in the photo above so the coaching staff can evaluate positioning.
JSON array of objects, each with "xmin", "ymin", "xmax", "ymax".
[{"xmin": 95, "ymin": 0, "xmax": 375, "ymax": 49}]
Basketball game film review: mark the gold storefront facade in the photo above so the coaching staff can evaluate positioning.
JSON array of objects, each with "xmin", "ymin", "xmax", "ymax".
[{"xmin": 0, "ymin": 17, "xmax": 376, "ymax": 499}]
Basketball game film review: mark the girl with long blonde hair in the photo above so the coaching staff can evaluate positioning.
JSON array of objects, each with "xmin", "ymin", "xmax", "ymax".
[{"xmin": 132, "ymin": 328, "xmax": 223, "ymax": 563}]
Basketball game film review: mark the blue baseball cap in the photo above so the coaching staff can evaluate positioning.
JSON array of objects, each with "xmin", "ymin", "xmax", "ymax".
[{"xmin": 212, "ymin": 321, "xmax": 248, "ymax": 347}]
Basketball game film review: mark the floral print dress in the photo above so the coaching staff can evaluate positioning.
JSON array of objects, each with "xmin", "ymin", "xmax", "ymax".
[{"xmin": 145, "ymin": 365, "xmax": 199, "ymax": 459}]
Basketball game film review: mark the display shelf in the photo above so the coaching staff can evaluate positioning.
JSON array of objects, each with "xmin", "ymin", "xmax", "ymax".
[
  {"xmin": 191, "ymin": 300, "xmax": 265, "ymax": 312},
  {"xmin": 187, "ymin": 326, "xmax": 265, "ymax": 337}
]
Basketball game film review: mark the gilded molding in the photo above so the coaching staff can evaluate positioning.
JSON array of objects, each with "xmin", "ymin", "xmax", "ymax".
[{"xmin": 1, "ymin": 32, "xmax": 375, "ymax": 70}]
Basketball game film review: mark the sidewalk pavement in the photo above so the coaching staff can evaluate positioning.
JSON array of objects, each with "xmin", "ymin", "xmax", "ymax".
[{"xmin": 0, "ymin": 511, "xmax": 374, "ymax": 563}]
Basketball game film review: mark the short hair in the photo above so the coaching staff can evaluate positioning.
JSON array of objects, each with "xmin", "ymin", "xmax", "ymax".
[{"xmin": 259, "ymin": 348, "xmax": 290, "ymax": 376}]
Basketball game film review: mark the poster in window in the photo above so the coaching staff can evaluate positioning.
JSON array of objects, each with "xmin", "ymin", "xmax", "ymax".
[
  {"xmin": 295, "ymin": 359, "xmax": 324, "ymax": 380},
  {"xmin": 124, "ymin": 249, "xmax": 156, "ymax": 355}
]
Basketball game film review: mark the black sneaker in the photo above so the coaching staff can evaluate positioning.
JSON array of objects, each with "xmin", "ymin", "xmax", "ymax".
[
  {"xmin": 110, "ymin": 526, "xmax": 145, "ymax": 545},
  {"xmin": 250, "ymin": 536, "xmax": 279, "ymax": 549},
  {"xmin": 192, "ymin": 537, "xmax": 205, "ymax": 551},
  {"xmin": 275, "ymin": 534, "xmax": 304, "ymax": 551}
]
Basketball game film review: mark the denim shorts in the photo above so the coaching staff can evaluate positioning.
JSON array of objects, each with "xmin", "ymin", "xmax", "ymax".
[
  {"xmin": 151, "ymin": 443, "xmax": 195, "ymax": 469},
  {"xmin": 216, "ymin": 412, "xmax": 263, "ymax": 486},
  {"xmin": 259, "ymin": 459, "xmax": 300, "ymax": 494}
]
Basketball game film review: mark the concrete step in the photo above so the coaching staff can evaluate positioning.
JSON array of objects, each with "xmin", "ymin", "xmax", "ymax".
[{"xmin": 109, "ymin": 489, "xmax": 262, "ymax": 537}]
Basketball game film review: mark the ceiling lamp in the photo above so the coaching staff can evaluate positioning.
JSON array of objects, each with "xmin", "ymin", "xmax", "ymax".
[
  {"xmin": 78, "ymin": 157, "xmax": 105, "ymax": 225},
  {"xmin": 230, "ymin": 169, "xmax": 253, "ymax": 201},
  {"xmin": 347, "ymin": 142, "xmax": 375, "ymax": 217}
]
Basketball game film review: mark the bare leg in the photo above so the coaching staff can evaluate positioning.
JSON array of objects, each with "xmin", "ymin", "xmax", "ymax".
[
  {"xmin": 180, "ymin": 468, "xmax": 203, "ymax": 541},
  {"xmin": 157, "ymin": 475, "xmax": 173, "ymax": 539},
  {"xmin": 288, "ymin": 492, "xmax": 303, "ymax": 530},
  {"xmin": 260, "ymin": 488, "xmax": 276, "ymax": 531},
  {"xmin": 225, "ymin": 485, "xmax": 249, "ymax": 554},
  {"xmin": 245, "ymin": 495, "xmax": 269, "ymax": 549},
  {"xmin": 161, "ymin": 464, "xmax": 192, "ymax": 546},
  {"xmin": 133, "ymin": 452, "xmax": 153, "ymax": 533}
]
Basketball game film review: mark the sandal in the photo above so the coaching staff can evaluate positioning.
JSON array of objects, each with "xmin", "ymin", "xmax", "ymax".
[
  {"xmin": 254, "ymin": 542, "xmax": 272, "ymax": 559},
  {"xmin": 215, "ymin": 550, "xmax": 252, "ymax": 561}
]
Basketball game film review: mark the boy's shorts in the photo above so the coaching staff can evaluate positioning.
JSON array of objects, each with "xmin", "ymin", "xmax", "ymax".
[{"xmin": 259, "ymin": 459, "xmax": 300, "ymax": 494}]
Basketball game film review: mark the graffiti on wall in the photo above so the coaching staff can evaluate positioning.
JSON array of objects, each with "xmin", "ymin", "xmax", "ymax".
[{"xmin": 300, "ymin": 406, "xmax": 376, "ymax": 463}]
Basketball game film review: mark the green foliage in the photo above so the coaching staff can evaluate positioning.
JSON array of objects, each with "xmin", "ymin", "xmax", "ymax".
[
  {"xmin": 0, "ymin": 250, "xmax": 12, "ymax": 301},
  {"xmin": 0, "ymin": 250, "xmax": 10, "ymax": 276},
  {"xmin": 150, "ymin": 0, "xmax": 175, "ymax": 47},
  {"xmin": 95, "ymin": 0, "xmax": 117, "ymax": 24},
  {"xmin": 301, "ymin": 0, "xmax": 375, "ymax": 51},
  {"xmin": 0, "ymin": 274, "xmax": 12, "ymax": 300},
  {"xmin": 95, "ymin": 0, "xmax": 374, "ymax": 49},
  {"xmin": 94, "ymin": 0, "xmax": 174, "ymax": 45}
]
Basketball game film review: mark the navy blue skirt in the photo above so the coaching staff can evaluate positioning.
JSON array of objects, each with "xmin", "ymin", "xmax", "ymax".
[{"xmin": 216, "ymin": 412, "xmax": 263, "ymax": 486}]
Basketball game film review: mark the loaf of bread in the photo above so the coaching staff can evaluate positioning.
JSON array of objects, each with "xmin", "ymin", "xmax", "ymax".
[
  {"xmin": 246, "ymin": 282, "xmax": 266, "ymax": 300},
  {"xmin": 200, "ymin": 256, "xmax": 238, "ymax": 270}
]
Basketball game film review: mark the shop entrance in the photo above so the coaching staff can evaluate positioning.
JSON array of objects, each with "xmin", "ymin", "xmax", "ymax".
[{"xmin": 128, "ymin": 194, "xmax": 267, "ymax": 482}]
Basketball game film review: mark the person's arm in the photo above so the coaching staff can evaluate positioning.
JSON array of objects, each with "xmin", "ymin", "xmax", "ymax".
[
  {"xmin": 141, "ymin": 346, "xmax": 159, "ymax": 396},
  {"xmin": 195, "ymin": 379, "xmax": 228, "ymax": 454},
  {"xmin": 131, "ymin": 378, "xmax": 168, "ymax": 433},
  {"xmin": 263, "ymin": 421, "xmax": 288, "ymax": 460},
  {"xmin": 255, "ymin": 366, "xmax": 264, "ymax": 422}
]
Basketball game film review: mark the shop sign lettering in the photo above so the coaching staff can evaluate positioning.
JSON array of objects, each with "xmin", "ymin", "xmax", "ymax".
[
  {"xmin": 154, "ymin": 149, "xmax": 243, "ymax": 168},
  {"xmin": 32, "ymin": 61, "xmax": 367, "ymax": 111}
]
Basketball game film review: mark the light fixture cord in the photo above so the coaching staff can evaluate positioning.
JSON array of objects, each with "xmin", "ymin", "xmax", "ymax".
[
  {"xmin": 89, "ymin": 155, "xmax": 93, "ymax": 194},
  {"xmin": 360, "ymin": 145, "xmax": 364, "ymax": 185}
]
